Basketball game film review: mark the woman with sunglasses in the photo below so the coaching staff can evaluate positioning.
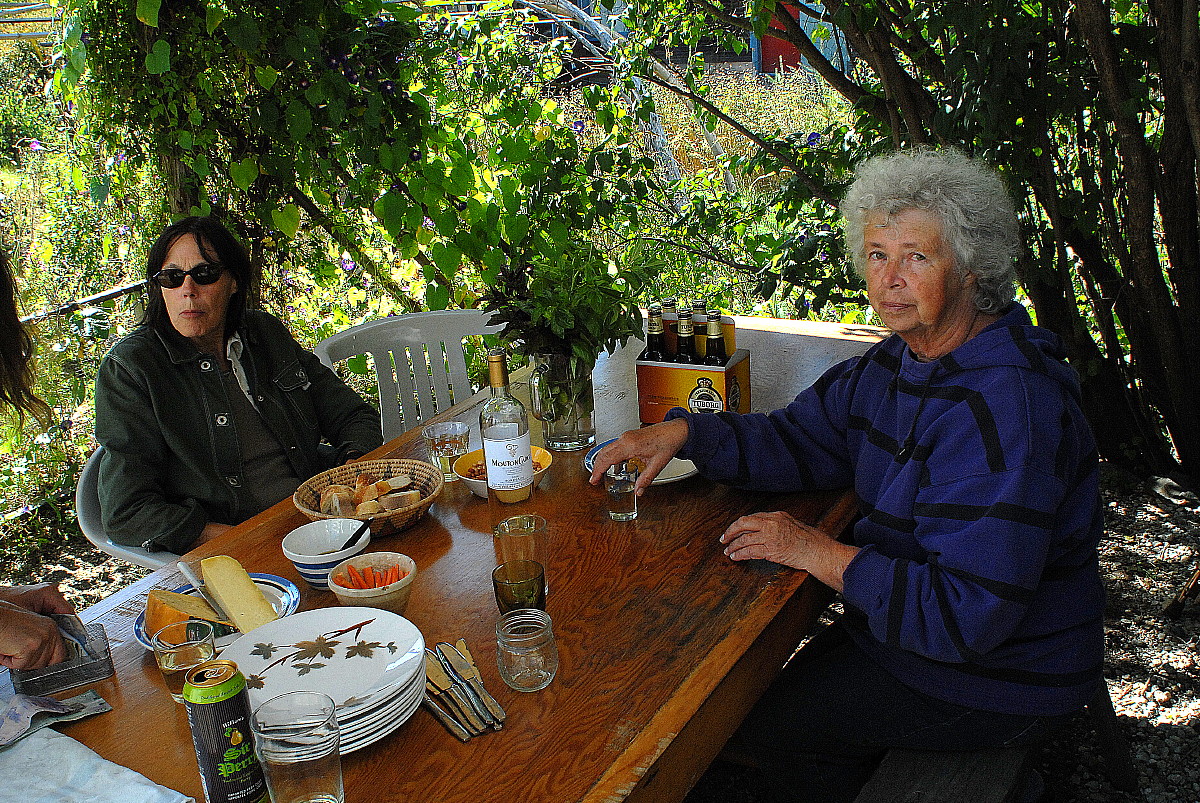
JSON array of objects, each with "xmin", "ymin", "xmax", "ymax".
[{"xmin": 94, "ymin": 216, "xmax": 381, "ymax": 554}]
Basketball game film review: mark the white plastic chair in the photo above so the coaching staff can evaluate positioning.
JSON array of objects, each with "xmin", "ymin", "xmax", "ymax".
[
  {"xmin": 75, "ymin": 446, "xmax": 173, "ymax": 570},
  {"xmin": 314, "ymin": 309, "xmax": 502, "ymax": 440}
]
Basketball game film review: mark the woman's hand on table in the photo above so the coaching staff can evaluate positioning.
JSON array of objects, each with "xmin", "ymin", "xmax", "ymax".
[
  {"xmin": 195, "ymin": 522, "xmax": 233, "ymax": 545},
  {"xmin": 589, "ymin": 419, "xmax": 689, "ymax": 495},
  {"xmin": 720, "ymin": 511, "xmax": 859, "ymax": 592}
]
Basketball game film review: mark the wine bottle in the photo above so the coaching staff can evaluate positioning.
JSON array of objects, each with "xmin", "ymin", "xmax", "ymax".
[
  {"xmin": 640, "ymin": 305, "xmax": 667, "ymax": 362},
  {"xmin": 480, "ymin": 348, "xmax": 534, "ymax": 509},
  {"xmin": 703, "ymin": 312, "xmax": 728, "ymax": 366}
]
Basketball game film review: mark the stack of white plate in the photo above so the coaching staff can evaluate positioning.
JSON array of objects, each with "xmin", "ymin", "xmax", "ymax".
[{"xmin": 220, "ymin": 607, "xmax": 425, "ymax": 755}]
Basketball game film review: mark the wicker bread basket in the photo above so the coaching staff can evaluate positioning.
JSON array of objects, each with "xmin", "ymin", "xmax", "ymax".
[{"xmin": 293, "ymin": 458, "xmax": 444, "ymax": 536}]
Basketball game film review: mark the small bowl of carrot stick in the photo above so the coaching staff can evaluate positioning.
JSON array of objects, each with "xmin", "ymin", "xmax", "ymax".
[{"xmin": 328, "ymin": 552, "xmax": 417, "ymax": 615}]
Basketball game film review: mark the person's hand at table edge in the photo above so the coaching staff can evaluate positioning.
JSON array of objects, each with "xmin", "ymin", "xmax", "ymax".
[
  {"xmin": 0, "ymin": 582, "xmax": 74, "ymax": 616},
  {"xmin": 588, "ymin": 419, "xmax": 689, "ymax": 495},
  {"xmin": 0, "ymin": 591, "xmax": 72, "ymax": 671},
  {"xmin": 719, "ymin": 511, "xmax": 860, "ymax": 593}
]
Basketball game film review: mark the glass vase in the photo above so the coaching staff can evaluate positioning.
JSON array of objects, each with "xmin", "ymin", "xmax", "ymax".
[{"xmin": 528, "ymin": 353, "xmax": 596, "ymax": 452}]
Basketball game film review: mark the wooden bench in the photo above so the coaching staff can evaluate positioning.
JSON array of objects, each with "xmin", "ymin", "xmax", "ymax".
[{"xmin": 852, "ymin": 682, "xmax": 1138, "ymax": 803}]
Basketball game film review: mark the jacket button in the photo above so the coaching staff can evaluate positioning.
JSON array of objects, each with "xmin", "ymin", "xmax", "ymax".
[
  {"xmin": 216, "ymin": 414, "xmax": 229, "ymax": 426},
  {"xmin": 227, "ymin": 476, "xmax": 241, "ymax": 487},
  {"xmin": 257, "ymin": 395, "xmax": 265, "ymax": 402},
  {"xmin": 200, "ymin": 360, "xmax": 213, "ymax": 371}
]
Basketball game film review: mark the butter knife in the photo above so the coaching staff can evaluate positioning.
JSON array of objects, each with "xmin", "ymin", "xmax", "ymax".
[
  {"xmin": 423, "ymin": 694, "xmax": 471, "ymax": 742},
  {"xmin": 442, "ymin": 639, "xmax": 506, "ymax": 724},
  {"xmin": 176, "ymin": 561, "xmax": 232, "ymax": 623},
  {"xmin": 425, "ymin": 650, "xmax": 488, "ymax": 734},
  {"xmin": 434, "ymin": 645, "xmax": 499, "ymax": 729},
  {"xmin": 425, "ymin": 679, "xmax": 481, "ymax": 736}
]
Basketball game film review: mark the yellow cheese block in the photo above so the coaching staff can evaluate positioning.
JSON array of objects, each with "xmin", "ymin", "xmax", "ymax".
[
  {"xmin": 144, "ymin": 589, "xmax": 233, "ymax": 640},
  {"xmin": 200, "ymin": 555, "xmax": 279, "ymax": 634}
]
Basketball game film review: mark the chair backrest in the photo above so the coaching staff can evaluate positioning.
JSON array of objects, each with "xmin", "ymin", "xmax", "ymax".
[
  {"xmin": 314, "ymin": 309, "xmax": 502, "ymax": 440},
  {"xmin": 75, "ymin": 446, "xmax": 173, "ymax": 570}
]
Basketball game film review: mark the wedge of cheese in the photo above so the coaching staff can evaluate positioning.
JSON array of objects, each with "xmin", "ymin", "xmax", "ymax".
[
  {"xmin": 200, "ymin": 555, "xmax": 279, "ymax": 634},
  {"xmin": 145, "ymin": 589, "xmax": 234, "ymax": 639}
]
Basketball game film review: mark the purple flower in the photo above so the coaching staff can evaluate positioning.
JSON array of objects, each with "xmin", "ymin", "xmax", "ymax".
[
  {"xmin": 423, "ymin": 216, "xmax": 435, "ymax": 229},
  {"xmin": 114, "ymin": 152, "xmax": 127, "ymax": 164},
  {"xmin": 29, "ymin": 140, "xmax": 43, "ymax": 150},
  {"xmin": 805, "ymin": 132, "xmax": 820, "ymax": 147},
  {"xmin": 118, "ymin": 225, "xmax": 131, "ymax": 234},
  {"xmin": 340, "ymin": 257, "xmax": 358, "ymax": 272},
  {"xmin": 817, "ymin": 223, "xmax": 832, "ymax": 232},
  {"xmin": 457, "ymin": 54, "xmax": 466, "ymax": 66},
  {"xmin": 571, "ymin": 120, "xmax": 585, "ymax": 133}
]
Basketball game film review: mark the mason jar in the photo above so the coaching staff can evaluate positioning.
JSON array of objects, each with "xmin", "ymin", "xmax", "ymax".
[{"xmin": 495, "ymin": 608, "xmax": 559, "ymax": 692}]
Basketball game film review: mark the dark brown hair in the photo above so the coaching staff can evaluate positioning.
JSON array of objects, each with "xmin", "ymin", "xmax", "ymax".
[
  {"xmin": 0, "ymin": 247, "xmax": 50, "ymax": 425},
  {"xmin": 142, "ymin": 216, "xmax": 254, "ymax": 338}
]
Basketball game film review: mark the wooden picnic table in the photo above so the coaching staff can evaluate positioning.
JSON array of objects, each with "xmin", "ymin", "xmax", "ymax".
[{"xmin": 60, "ymin": 334, "xmax": 859, "ymax": 803}]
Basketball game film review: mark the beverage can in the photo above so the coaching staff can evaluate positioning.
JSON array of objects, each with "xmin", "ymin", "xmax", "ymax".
[{"xmin": 183, "ymin": 660, "xmax": 269, "ymax": 803}]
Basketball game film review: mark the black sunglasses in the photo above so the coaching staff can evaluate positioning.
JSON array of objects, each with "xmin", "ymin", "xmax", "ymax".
[{"xmin": 152, "ymin": 263, "xmax": 226, "ymax": 289}]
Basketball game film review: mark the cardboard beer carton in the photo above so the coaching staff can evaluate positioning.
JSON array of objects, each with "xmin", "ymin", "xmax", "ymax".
[{"xmin": 635, "ymin": 349, "xmax": 751, "ymax": 424}]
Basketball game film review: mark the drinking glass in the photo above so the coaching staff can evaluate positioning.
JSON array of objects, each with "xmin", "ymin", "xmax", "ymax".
[
  {"xmin": 152, "ymin": 620, "xmax": 216, "ymax": 704},
  {"xmin": 251, "ymin": 691, "xmax": 343, "ymax": 803},
  {"xmin": 496, "ymin": 609, "xmax": 558, "ymax": 692},
  {"xmin": 492, "ymin": 560, "xmax": 546, "ymax": 613},
  {"xmin": 422, "ymin": 420, "xmax": 470, "ymax": 482},
  {"xmin": 604, "ymin": 460, "xmax": 639, "ymax": 521},
  {"xmin": 492, "ymin": 513, "xmax": 548, "ymax": 567}
]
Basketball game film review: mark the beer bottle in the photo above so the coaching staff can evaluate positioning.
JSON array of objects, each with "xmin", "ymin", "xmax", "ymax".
[
  {"xmin": 640, "ymin": 305, "xmax": 667, "ymax": 362},
  {"xmin": 691, "ymin": 299, "xmax": 708, "ymax": 359},
  {"xmin": 673, "ymin": 312, "xmax": 698, "ymax": 364},
  {"xmin": 703, "ymin": 312, "xmax": 728, "ymax": 366},
  {"xmin": 660, "ymin": 298, "xmax": 679, "ymax": 357}
]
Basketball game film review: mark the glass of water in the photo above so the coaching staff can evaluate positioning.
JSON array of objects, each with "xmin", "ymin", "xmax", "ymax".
[
  {"xmin": 604, "ymin": 460, "xmax": 639, "ymax": 521},
  {"xmin": 496, "ymin": 608, "xmax": 558, "ymax": 692},
  {"xmin": 251, "ymin": 691, "xmax": 343, "ymax": 803}
]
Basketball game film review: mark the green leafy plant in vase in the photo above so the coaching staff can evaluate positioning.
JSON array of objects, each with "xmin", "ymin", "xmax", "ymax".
[{"xmin": 482, "ymin": 245, "xmax": 648, "ymax": 451}]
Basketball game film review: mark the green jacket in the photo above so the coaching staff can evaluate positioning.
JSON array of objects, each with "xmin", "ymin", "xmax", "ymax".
[{"xmin": 95, "ymin": 310, "xmax": 381, "ymax": 554}]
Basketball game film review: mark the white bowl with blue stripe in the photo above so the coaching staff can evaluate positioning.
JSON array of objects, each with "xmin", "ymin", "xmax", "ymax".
[{"xmin": 282, "ymin": 518, "xmax": 370, "ymax": 589}]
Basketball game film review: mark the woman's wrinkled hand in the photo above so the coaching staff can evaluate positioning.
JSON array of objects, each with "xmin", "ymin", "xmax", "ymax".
[
  {"xmin": 0, "ymin": 601, "xmax": 68, "ymax": 670},
  {"xmin": 720, "ymin": 511, "xmax": 858, "ymax": 592},
  {"xmin": 588, "ymin": 419, "xmax": 689, "ymax": 495},
  {"xmin": 0, "ymin": 582, "xmax": 74, "ymax": 616}
]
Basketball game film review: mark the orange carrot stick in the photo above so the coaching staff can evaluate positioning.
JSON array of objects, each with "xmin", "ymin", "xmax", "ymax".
[{"xmin": 347, "ymin": 564, "xmax": 367, "ymax": 589}]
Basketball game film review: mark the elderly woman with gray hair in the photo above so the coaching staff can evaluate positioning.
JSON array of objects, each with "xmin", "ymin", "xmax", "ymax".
[{"xmin": 591, "ymin": 147, "xmax": 1104, "ymax": 801}]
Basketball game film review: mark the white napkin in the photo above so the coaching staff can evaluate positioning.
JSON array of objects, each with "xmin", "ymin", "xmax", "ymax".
[{"xmin": 0, "ymin": 728, "xmax": 194, "ymax": 803}]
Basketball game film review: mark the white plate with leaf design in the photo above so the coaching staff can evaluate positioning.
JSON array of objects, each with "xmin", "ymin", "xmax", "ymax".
[{"xmin": 219, "ymin": 606, "xmax": 424, "ymax": 710}]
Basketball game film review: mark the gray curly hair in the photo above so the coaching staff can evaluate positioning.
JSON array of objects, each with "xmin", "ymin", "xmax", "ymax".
[{"xmin": 840, "ymin": 147, "xmax": 1020, "ymax": 314}]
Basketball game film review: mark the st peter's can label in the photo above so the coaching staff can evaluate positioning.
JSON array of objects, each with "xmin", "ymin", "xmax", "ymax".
[{"xmin": 182, "ymin": 660, "xmax": 269, "ymax": 803}]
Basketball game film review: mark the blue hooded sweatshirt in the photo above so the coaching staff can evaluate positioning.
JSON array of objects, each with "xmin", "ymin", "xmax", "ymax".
[{"xmin": 667, "ymin": 303, "xmax": 1104, "ymax": 716}]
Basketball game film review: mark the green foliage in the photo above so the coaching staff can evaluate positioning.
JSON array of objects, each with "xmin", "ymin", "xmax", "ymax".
[
  {"xmin": 482, "ymin": 244, "xmax": 650, "ymax": 365},
  {"xmin": 0, "ymin": 43, "xmax": 61, "ymax": 168}
]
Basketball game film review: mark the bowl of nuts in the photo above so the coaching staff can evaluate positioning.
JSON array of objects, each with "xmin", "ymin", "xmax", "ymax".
[{"xmin": 453, "ymin": 447, "xmax": 552, "ymax": 498}]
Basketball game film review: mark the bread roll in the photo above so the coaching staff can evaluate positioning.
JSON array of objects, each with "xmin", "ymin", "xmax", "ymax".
[
  {"xmin": 379, "ymin": 489, "xmax": 421, "ymax": 510},
  {"xmin": 356, "ymin": 499, "xmax": 384, "ymax": 516},
  {"xmin": 320, "ymin": 487, "xmax": 353, "ymax": 516}
]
